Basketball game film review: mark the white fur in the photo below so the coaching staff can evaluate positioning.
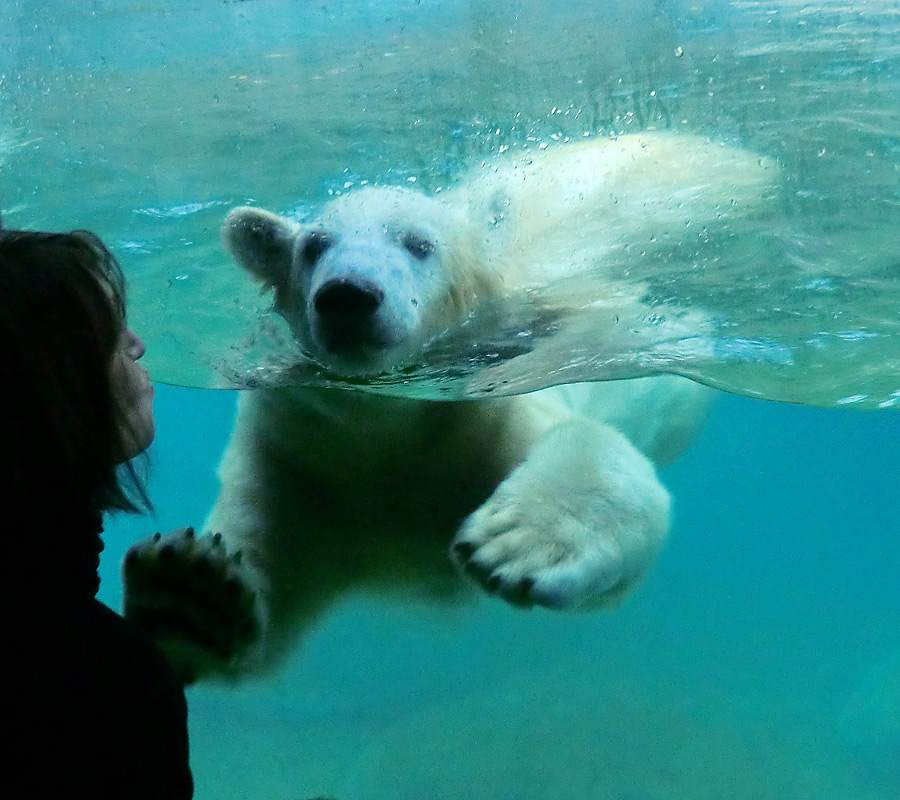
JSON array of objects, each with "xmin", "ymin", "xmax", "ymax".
[{"xmin": 125, "ymin": 134, "xmax": 778, "ymax": 681}]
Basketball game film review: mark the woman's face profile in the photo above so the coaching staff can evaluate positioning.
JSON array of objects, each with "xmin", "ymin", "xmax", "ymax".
[{"xmin": 110, "ymin": 325, "xmax": 156, "ymax": 461}]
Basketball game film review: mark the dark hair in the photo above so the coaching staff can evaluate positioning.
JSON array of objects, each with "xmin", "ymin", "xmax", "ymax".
[{"xmin": 0, "ymin": 228, "xmax": 151, "ymax": 525}]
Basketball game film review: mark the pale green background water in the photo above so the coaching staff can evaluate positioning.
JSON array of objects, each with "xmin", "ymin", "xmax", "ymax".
[
  {"xmin": 3, "ymin": 1, "xmax": 900, "ymax": 797},
  {"xmin": 4, "ymin": 0, "xmax": 900, "ymax": 405}
]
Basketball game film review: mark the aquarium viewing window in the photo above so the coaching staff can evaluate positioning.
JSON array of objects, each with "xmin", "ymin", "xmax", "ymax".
[{"xmin": 4, "ymin": 4, "xmax": 900, "ymax": 800}]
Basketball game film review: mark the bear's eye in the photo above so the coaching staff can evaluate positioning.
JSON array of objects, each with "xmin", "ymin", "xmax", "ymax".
[
  {"xmin": 300, "ymin": 230, "xmax": 332, "ymax": 264},
  {"xmin": 401, "ymin": 230, "xmax": 434, "ymax": 261}
]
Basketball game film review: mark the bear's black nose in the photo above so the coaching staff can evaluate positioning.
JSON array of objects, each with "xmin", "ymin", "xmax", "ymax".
[{"xmin": 314, "ymin": 277, "xmax": 384, "ymax": 318}]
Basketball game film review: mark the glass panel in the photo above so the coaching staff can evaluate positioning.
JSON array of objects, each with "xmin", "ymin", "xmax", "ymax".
[
  {"xmin": 5, "ymin": 4, "xmax": 900, "ymax": 800},
  {"xmin": 3, "ymin": 0, "xmax": 900, "ymax": 407}
]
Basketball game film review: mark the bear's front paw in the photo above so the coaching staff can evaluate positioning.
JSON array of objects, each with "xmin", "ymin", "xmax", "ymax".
[
  {"xmin": 451, "ymin": 421, "xmax": 669, "ymax": 611},
  {"xmin": 451, "ymin": 501, "xmax": 628, "ymax": 610},
  {"xmin": 122, "ymin": 528, "xmax": 262, "ymax": 684}
]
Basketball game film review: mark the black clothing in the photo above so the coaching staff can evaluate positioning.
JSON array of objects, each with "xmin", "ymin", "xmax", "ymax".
[{"xmin": 3, "ymin": 519, "xmax": 193, "ymax": 799}]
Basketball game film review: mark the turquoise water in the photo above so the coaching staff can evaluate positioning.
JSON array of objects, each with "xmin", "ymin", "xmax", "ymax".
[
  {"xmin": 97, "ymin": 385, "xmax": 900, "ymax": 799},
  {"xmin": 3, "ymin": 0, "xmax": 900, "ymax": 796}
]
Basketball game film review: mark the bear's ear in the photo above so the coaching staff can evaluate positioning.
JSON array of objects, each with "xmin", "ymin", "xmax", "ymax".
[{"xmin": 223, "ymin": 207, "xmax": 299, "ymax": 288}]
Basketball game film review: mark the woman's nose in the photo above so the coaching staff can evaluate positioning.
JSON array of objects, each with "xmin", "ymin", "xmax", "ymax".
[{"xmin": 126, "ymin": 328, "xmax": 146, "ymax": 360}]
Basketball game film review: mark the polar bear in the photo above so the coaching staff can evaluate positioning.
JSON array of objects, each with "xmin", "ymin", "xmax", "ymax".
[{"xmin": 123, "ymin": 134, "xmax": 776, "ymax": 683}]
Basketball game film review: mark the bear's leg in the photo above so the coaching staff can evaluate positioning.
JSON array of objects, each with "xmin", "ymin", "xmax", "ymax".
[{"xmin": 450, "ymin": 419, "xmax": 670, "ymax": 610}]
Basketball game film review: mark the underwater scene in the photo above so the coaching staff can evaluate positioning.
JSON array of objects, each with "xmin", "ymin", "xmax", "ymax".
[{"xmin": 3, "ymin": 0, "xmax": 900, "ymax": 797}]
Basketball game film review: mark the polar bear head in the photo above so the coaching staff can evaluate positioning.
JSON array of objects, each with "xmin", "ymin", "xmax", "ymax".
[{"xmin": 224, "ymin": 187, "xmax": 503, "ymax": 375}]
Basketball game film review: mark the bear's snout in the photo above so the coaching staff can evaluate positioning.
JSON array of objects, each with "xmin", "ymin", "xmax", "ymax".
[
  {"xmin": 314, "ymin": 277, "xmax": 384, "ymax": 318},
  {"xmin": 311, "ymin": 276, "xmax": 400, "ymax": 357}
]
